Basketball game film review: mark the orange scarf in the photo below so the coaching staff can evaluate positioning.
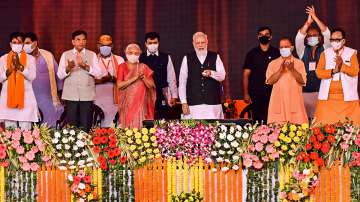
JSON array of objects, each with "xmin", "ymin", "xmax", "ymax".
[{"xmin": 6, "ymin": 51, "xmax": 27, "ymax": 109}]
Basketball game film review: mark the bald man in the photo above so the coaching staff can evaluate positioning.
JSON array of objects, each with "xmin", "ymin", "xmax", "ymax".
[
  {"xmin": 95, "ymin": 34, "xmax": 125, "ymax": 127},
  {"xmin": 179, "ymin": 32, "xmax": 226, "ymax": 119}
]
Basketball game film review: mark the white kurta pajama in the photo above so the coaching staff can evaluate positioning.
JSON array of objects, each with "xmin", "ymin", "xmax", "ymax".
[
  {"xmin": 0, "ymin": 53, "xmax": 38, "ymax": 129},
  {"xmin": 179, "ymin": 51, "xmax": 226, "ymax": 119},
  {"xmin": 95, "ymin": 54, "xmax": 124, "ymax": 127}
]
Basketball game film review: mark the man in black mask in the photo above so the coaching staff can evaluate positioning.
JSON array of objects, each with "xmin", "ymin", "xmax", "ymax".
[{"xmin": 242, "ymin": 26, "xmax": 280, "ymax": 123}]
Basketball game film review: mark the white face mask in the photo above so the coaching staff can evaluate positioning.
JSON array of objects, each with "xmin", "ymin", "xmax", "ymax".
[
  {"xmin": 331, "ymin": 41, "xmax": 343, "ymax": 51},
  {"xmin": 126, "ymin": 54, "xmax": 139, "ymax": 63},
  {"xmin": 99, "ymin": 46, "xmax": 112, "ymax": 57},
  {"xmin": 280, "ymin": 47, "xmax": 292, "ymax": 57},
  {"xmin": 307, "ymin": 37, "xmax": 319, "ymax": 47},
  {"xmin": 11, "ymin": 43, "xmax": 23, "ymax": 53},
  {"xmin": 146, "ymin": 44, "xmax": 159, "ymax": 53},
  {"xmin": 23, "ymin": 43, "xmax": 35, "ymax": 54}
]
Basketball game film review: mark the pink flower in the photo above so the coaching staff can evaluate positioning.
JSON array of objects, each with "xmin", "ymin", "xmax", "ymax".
[
  {"xmin": 255, "ymin": 142, "xmax": 264, "ymax": 152},
  {"xmin": 11, "ymin": 141, "xmax": 20, "ymax": 149},
  {"xmin": 343, "ymin": 134, "xmax": 351, "ymax": 142},
  {"xmin": 71, "ymin": 185, "xmax": 79, "ymax": 193},
  {"xmin": 24, "ymin": 136, "xmax": 33, "ymax": 144},
  {"xmin": 78, "ymin": 170, "xmax": 85, "ymax": 178},
  {"xmin": 340, "ymin": 142, "xmax": 349, "ymax": 151},
  {"xmin": 265, "ymin": 145, "xmax": 275, "ymax": 154},
  {"xmin": 31, "ymin": 146, "xmax": 39, "ymax": 154},
  {"xmin": 30, "ymin": 162, "xmax": 39, "ymax": 171},
  {"xmin": 25, "ymin": 151, "xmax": 35, "ymax": 161},
  {"xmin": 11, "ymin": 131, "xmax": 21, "ymax": 141},
  {"xmin": 252, "ymin": 134, "xmax": 260, "ymax": 142},
  {"xmin": 268, "ymin": 133, "xmax": 279, "ymax": 143},
  {"xmin": 253, "ymin": 161, "xmax": 263, "ymax": 169},
  {"xmin": 0, "ymin": 145, "xmax": 6, "ymax": 152},
  {"xmin": 248, "ymin": 145, "xmax": 256, "ymax": 152},
  {"xmin": 21, "ymin": 162, "xmax": 30, "ymax": 171},
  {"xmin": 32, "ymin": 129, "xmax": 40, "ymax": 139},
  {"xmin": 260, "ymin": 135, "xmax": 268, "ymax": 144},
  {"xmin": 37, "ymin": 143, "xmax": 45, "ymax": 152},
  {"xmin": 271, "ymin": 152, "xmax": 279, "ymax": 159},
  {"xmin": 19, "ymin": 156, "xmax": 27, "ymax": 163},
  {"xmin": 262, "ymin": 156, "xmax": 269, "ymax": 162},
  {"xmin": 251, "ymin": 154, "xmax": 259, "ymax": 162},
  {"xmin": 243, "ymin": 158, "xmax": 252, "ymax": 168},
  {"xmin": 42, "ymin": 155, "xmax": 50, "ymax": 162},
  {"xmin": 16, "ymin": 146, "xmax": 25, "ymax": 154},
  {"xmin": 5, "ymin": 131, "xmax": 12, "ymax": 139}
]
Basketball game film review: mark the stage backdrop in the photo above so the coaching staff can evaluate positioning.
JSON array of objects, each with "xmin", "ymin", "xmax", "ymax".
[{"xmin": 0, "ymin": 0, "xmax": 359, "ymax": 98}]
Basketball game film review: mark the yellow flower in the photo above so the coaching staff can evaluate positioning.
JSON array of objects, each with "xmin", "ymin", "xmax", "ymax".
[
  {"xmin": 141, "ymin": 128, "xmax": 148, "ymax": 135},
  {"xmin": 142, "ymin": 135, "xmax": 149, "ymax": 142},
  {"xmin": 281, "ymin": 145, "xmax": 288, "ymax": 151},
  {"xmin": 155, "ymin": 154, "xmax": 161, "ymax": 158},
  {"xmin": 149, "ymin": 128, "xmax": 156, "ymax": 134},
  {"xmin": 288, "ymin": 150, "xmax": 295, "ymax": 156},
  {"xmin": 144, "ymin": 143, "xmax": 150, "ymax": 148},
  {"xmin": 279, "ymin": 133, "xmax": 285, "ymax": 140},
  {"xmin": 133, "ymin": 128, "xmax": 139, "ymax": 133},
  {"xmin": 281, "ymin": 127, "xmax": 288, "ymax": 133},
  {"xmin": 136, "ymin": 139, "xmax": 142, "ymax": 145},
  {"xmin": 296, "ymin": 131, "xmax": 303, "ymax": 137},
  {"xmin": 290, "ymin": 124, "xmax": 297, "ymax": 132},
  {"xmin": 141, "ymin": 151, "xmax": 146, "ymax": 156},
  {"xmin": 274, "ymin": 141, "xmax": 281, "ymax": 147},
  {"xmin": 148, "ymin": 154, "xmax": 154, "ymax": 159},
  {"xmin": 125, "ymin": 130, "xmax": 133, "ymax": 136},
  {"xmin": 127, "ymin": 138, "xmax": 133, "ymax": 144},
  {"xmin": 137, "ymin": 146, "xmax": 144, "ymax": 150},
  {"xmin": 132, "ymin": 152, "xmax": 139, "ymax": 159},
  {"xmin": 139, "ymin": 156, "xmax": 146, "ymax": 163},
  {"xmin": 283, "ymin": 137, "xmax": 291, "ymax": 143},
  {"xmin": 153, "ymin": 148, "xmax": 160, "ymax": 154},
  {"xmin": 135, "ymin": 132, "xmax": 142, "ymax": 139},
  {"xmin": 152, "ymin": 142, "xmax": 158, "ymax": 147},
  {"xmin": 289, "ymin": 132, "xmax": 296, "ymax": 138},
  {"xmin": 130, "ymin": 145, "xmax": 137, "ymax": 151},
  {"xmin": 146, "ymin": 148, "xmax": 153, "ymax": 154},
  {"xmin": 293, "ymin": 136, "xmax": 300, "ymax": 143},
  {"xmin": 301, "ymin": 123, "xmax": 309, "ymax": 130},
  {"xmin": 150, "ymin": 135, "xmax": 157, "ymax": 142},
  {"xmin": 223, "ymin": 103, "xmax": 229, "ymax": 108},
  {"xmin": 290, "ymin": 144, "xmax": 296, "ymax": 150}
]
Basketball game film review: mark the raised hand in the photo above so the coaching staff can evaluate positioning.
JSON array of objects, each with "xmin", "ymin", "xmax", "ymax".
[
  {"xmin": 306, "ymin": 5, "xmax": 317, "ymax": 19},
  {"xmin": 66, "ymin": 60, "xmax": 75, "ymax": 73}
]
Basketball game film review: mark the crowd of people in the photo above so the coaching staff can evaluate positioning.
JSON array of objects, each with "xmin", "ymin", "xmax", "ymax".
[{"xmin": 0, "ymin": 6, "xmax": 358, "ymax": 131}]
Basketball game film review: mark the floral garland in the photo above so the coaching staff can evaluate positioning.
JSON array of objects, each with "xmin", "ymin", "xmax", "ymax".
[{"xmin": 171, "ymin": 189, "xmax": 203, "ymax": 202}]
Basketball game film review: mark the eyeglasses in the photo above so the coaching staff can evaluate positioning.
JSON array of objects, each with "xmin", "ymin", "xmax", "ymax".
[{"xmin": 330, "ymin": 38, "xmax": 343, "ymax": 42}]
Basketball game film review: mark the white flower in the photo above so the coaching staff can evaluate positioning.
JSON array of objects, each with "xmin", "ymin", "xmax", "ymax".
[
  {"xmin": 78, "ymin": 160, "xmax": 85, "ymax": 166},
  {"xmin": 223, "ymin": 143, "xmax": 230, "ymax": 149},
  {"xmin": 68, "ymin": 160, "xmax": 75, "ymax": 165},
  {"xmin": 79, "ymin": 165, "xmax": 85, "ymax": 169},
  {"xmin": 75, "ymin": 153, "xmax": 81, "ymax": 158},
  {"xmin": 220, "ymin": 125, "xmax": 227, "ymax": 132},
  {"xmin": 229, "ymin": 126, "xmax": 235, "ymax": 134},
  {"xmin": 60, "ymin": 160, "xmax": 67, "ymax": 164},
  {"xmin": 76, "ymin": 140, "xmax": 85, "ymax": 148},
  {"xmin": 52, "ymin": 138, "xmax": 59, "ymax": 144},
  {"xmin": 219, "ymin": 150, "xmax": 225, "ymax": 155},
  {"xmin": 225, "ymin": 159, "xmax": 230, "ymax": 163},
  {"xmin": 73, "ymin": 145, "xmax": 79, "ymax": 151},
  {"xmin": 62, "ymin": 129, "xmax": 68, "ymax": 134},
  {"xmin": 204, "ymin": 157, "xmax": 212, "ymax": 163},
  {"xmin": 231, "ymin": 141, "xmax": 239, "ymax": 148},
  {"xmin": 79, "ymin": 198, "xmax": 85, "ymax": 202},
  {"xmin": 54, "ymin": 132, "xmax": 61, "ymax": 138},
  {"xmin": 219, "ymin": 133, "xmax": 226, "ymax": 140},
  {"xmin": 65, "ymin": 153, "xmax": 72, "ymax": 158},
  {"xmin": 86, "ymin": 163, "xmax": 93, "ymax": 167},
  {"xmin": 62, "ymin": 138, "xmax": 69, "ymax": 144},
  {"xmin": 211, "ymin": 151, "xmax": 217, "ymax": 156},
  {"xmin": 303, "ymin": 169, "xmax": 310, "ymax": 175},
  {"xmin": 67, "ymin": 174, "xmax": 73, "ymax": 181},
  {"xmin": 78, "ymin": 183, "xmax": 85, "ymax": 190},
  {"xmin": 232, "ymin": 155, "xmax": 240, "ymax": 161},
  {"xmin": 227, "ymin": 135, "xmax": 235, "ymax": 142},
  {"xmin": 221, "ymin": 167, "xmax": 229, "ymax": 172},
  {"xmin": 237, "ymin": 148, "xmax": 244, "ymax": 153},
  {"xmin": 57, "ymin": 153, "xmax": 63, "ymax": 158},
  {"xmin": 227, "ymin": 150, "xmax": 234, "ymax": 155},
  {"xmin": 64, "ymin": 144, "xmax": 70, "ymax": 150},
  {"xmin": 58, "ymin": 166, "xmax": 67, "ymax": 170},
  {"xmin": 242, "ymin": 132, "xmax": 249, "ymax": 139},
  {"xmin": 215, "ymin": 141, "xmax": 221, "ymax": 148},
  {"xmin": 70, "ymin": 130, "xmax": 76, "ymax": 136},
  {"xmin": 69, "ymin": 165, "xmax": 76, "ymax": 170},
  {"xmin": 86, "ymin": 157, "xmax": 93, "ymax": 162},
  {"xmin": 216, "ymin": 157, "xmax": 224, "ymax": 162},
  {"xmin": 56, "ymin": 144, "xmax": 62, "ymax": 150},
  {"xmin": 77, "ymin": 133, "xmax": 84, "ymax": 140},
  {"xmin": 232, "ymin": 165, "xmax": 239, "ymax": 170},
  {"xmin": 236, "ymin": 125, "xmax": 242, "ymax": 131},
  {"xmin": 81, "ymin": 150, "xmax": 88, "ymax": 156},
  {"xmin": 235, "ymin": 131, "xmax": 242, "ymax": 138},
  {"xmin": 69, "ymin": 137, "xmax": 75, "ymax": 142}
]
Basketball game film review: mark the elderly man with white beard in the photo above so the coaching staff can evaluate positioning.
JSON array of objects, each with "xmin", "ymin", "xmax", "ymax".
[{"xmin": 179, "ymin": 32, "xmax": 226, "ymax": 119}]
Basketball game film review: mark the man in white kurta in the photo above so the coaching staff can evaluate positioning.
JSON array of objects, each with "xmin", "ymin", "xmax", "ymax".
[
  {"xmin": 95, "ymin": 34, "xmax": 125, "ymax": 127},
  {"xmin": 0, "ymin": 32, "xmax": 38, "ymax": 130},
  {"xmin": 179, "ymin": 32, "xmax": 226, "ymax": 119}
]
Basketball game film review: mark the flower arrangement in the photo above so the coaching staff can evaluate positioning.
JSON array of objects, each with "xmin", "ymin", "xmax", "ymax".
[
  {"xmin": 171, "ymin": 189, "xmax": 203, "ymax": 202},
  {"xmin": 122, "ymin": 127, "xmax": 160, "ymax": 167},
  {"xmin": 222, "ymin": 98, "xmax": 237, "ymax": 119},
  {"xmin": 67, "ymin": 169, "xmax": 98, "ymax": 202},
  {"xmin": 0, "ymin": 127, "xmax": 52, "ymax": 171},
  {"xmin": 275, "ymin": 123, "xmax": 309, "ymax": 163},
  {"xmin": 350, "ymin": 132, "xmax": 360, "ymax": 167},
  {"xmin": 52, "ymin": 128, "xmax": 95, "ymax": 170},
  {"xmin": 242, "ymin": 124, "xmax": 280, "ymax": 169},
  {"xmin": 91, "ymin": 127, "xmax": 128, "ymax": 171},
  {"xmin": 210, "ymin": 123, "xmax": 257, "ymax": 171},
  {"xmin": 155, "ymin": 120, "xmax": 215, "ymax": 163}
]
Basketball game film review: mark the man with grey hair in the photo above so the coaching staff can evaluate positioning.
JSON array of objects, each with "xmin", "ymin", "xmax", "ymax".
[{"xmin": 179, "ymin": 32, "xmax": 226, "ymax": 119}]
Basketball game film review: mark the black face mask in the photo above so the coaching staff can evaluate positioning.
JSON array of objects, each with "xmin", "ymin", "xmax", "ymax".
[{"xmin": 259, "ymin": 36, "xmax": 270, "ymax": 45}]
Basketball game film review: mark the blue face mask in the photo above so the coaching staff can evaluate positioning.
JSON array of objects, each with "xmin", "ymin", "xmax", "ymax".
[
  {"xmin": 99, "ymin": 46, "xmax": 112, "ymax": 56},
  {"xmin": 307, "ymin": 37, "xmax": 319, "ymax": 47}
]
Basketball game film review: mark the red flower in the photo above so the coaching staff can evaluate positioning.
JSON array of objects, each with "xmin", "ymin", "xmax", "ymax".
[
  {"xmin": 310, "ymin": 152, "xmax": 319, "ymax": 160},
  {"xmin": 296, "ymin": 155, "xmax": 302, "ymax": 161},
  {"xmin": 107, "ymin": 128, "xmax": 115, "ymax": 134},
  {"xmin": 225, "ymin": 98, "xmax": 232, "ymax": 104},
  {"xmin": 93, "ymin": 146, "xmax": 101, "ymax": 154},
  {"xmin": 109, "ymin": 159, "xmax": 116, "ymax": 165},
  {"xmin": 83, "ymin": 176, "xmax": 91, "ymax": 184},
  {"xmin": 101, "ymin": 136, "xmax": 108, "ymax": 144},
  {"xmin": 120, "ymin": 156, "xmax": 127, "ymax": 164},
  {"xmin": 321, "ymin": 141, "xmax": 330, "ymax": 154},
  {"xmin": 315, "ymin": 158, "xmax": 324, "ymax": 167},
  {"xmin": 97, "ymin": 155, "xmax": 106, "ymax": 164},
  {"xmin": 304, "ymin": 156, "xmax": 310, "ymax": 163},
  {"xmin": 313, "ymin": 128, "xmax": 321, "ymax": 135},
  {"xmin": 309, "ymin": 135, "xmax": 317, "ymax": 143},
  {"xmin": 74, "ymin": 176, "xmax": 81, "ymax": 184},
  {"xmin": 305, "ymin": 143, "xmax": 312, "ymax": 151},
  {"xmin": 114, "ymin": 148, "xmax": 121, "ymax": 156},
  {"xmin": 109, "ymin": 134, "xmax": 117, "ymax": 141},
  {"xmin": 327, "ymin": 135, "xmax": 336, "ymax": 144},
  {"xmin": 100, "ymin": 128, "xmax": 107, "ymax": 135},
  {"xmin": 92, "ymin": 136, "xmax": 102, "ymax": 145},
  {"xmin": 95, "ymin": 128, "xmax": 101, "ymax": 135},
  {"xmin": 109, "ymin": 140, "xmax": 117, "ymax": 148},
  {"xmin": 100, "ymin": 162, "xmax": 108, "ymax": 170},
  {"xmin": 107, "ymin": 150, "xmax": 116, "ymax": 159},
  {"xmin": 317, "ymin": 133, "xmax": 325, "ymax": 142},
  {"xmin": 324, "ymin": 125, "xmax": 332, "ymax": 134},
  {"xmin": 313, "ymin": 141, "xmax": 322, "ymax": 150}
]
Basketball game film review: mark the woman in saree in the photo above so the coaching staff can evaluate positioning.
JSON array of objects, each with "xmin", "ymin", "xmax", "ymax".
[{"xmin": 117, "ymin": 43, "xmax": 156, "ymax": 128}]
